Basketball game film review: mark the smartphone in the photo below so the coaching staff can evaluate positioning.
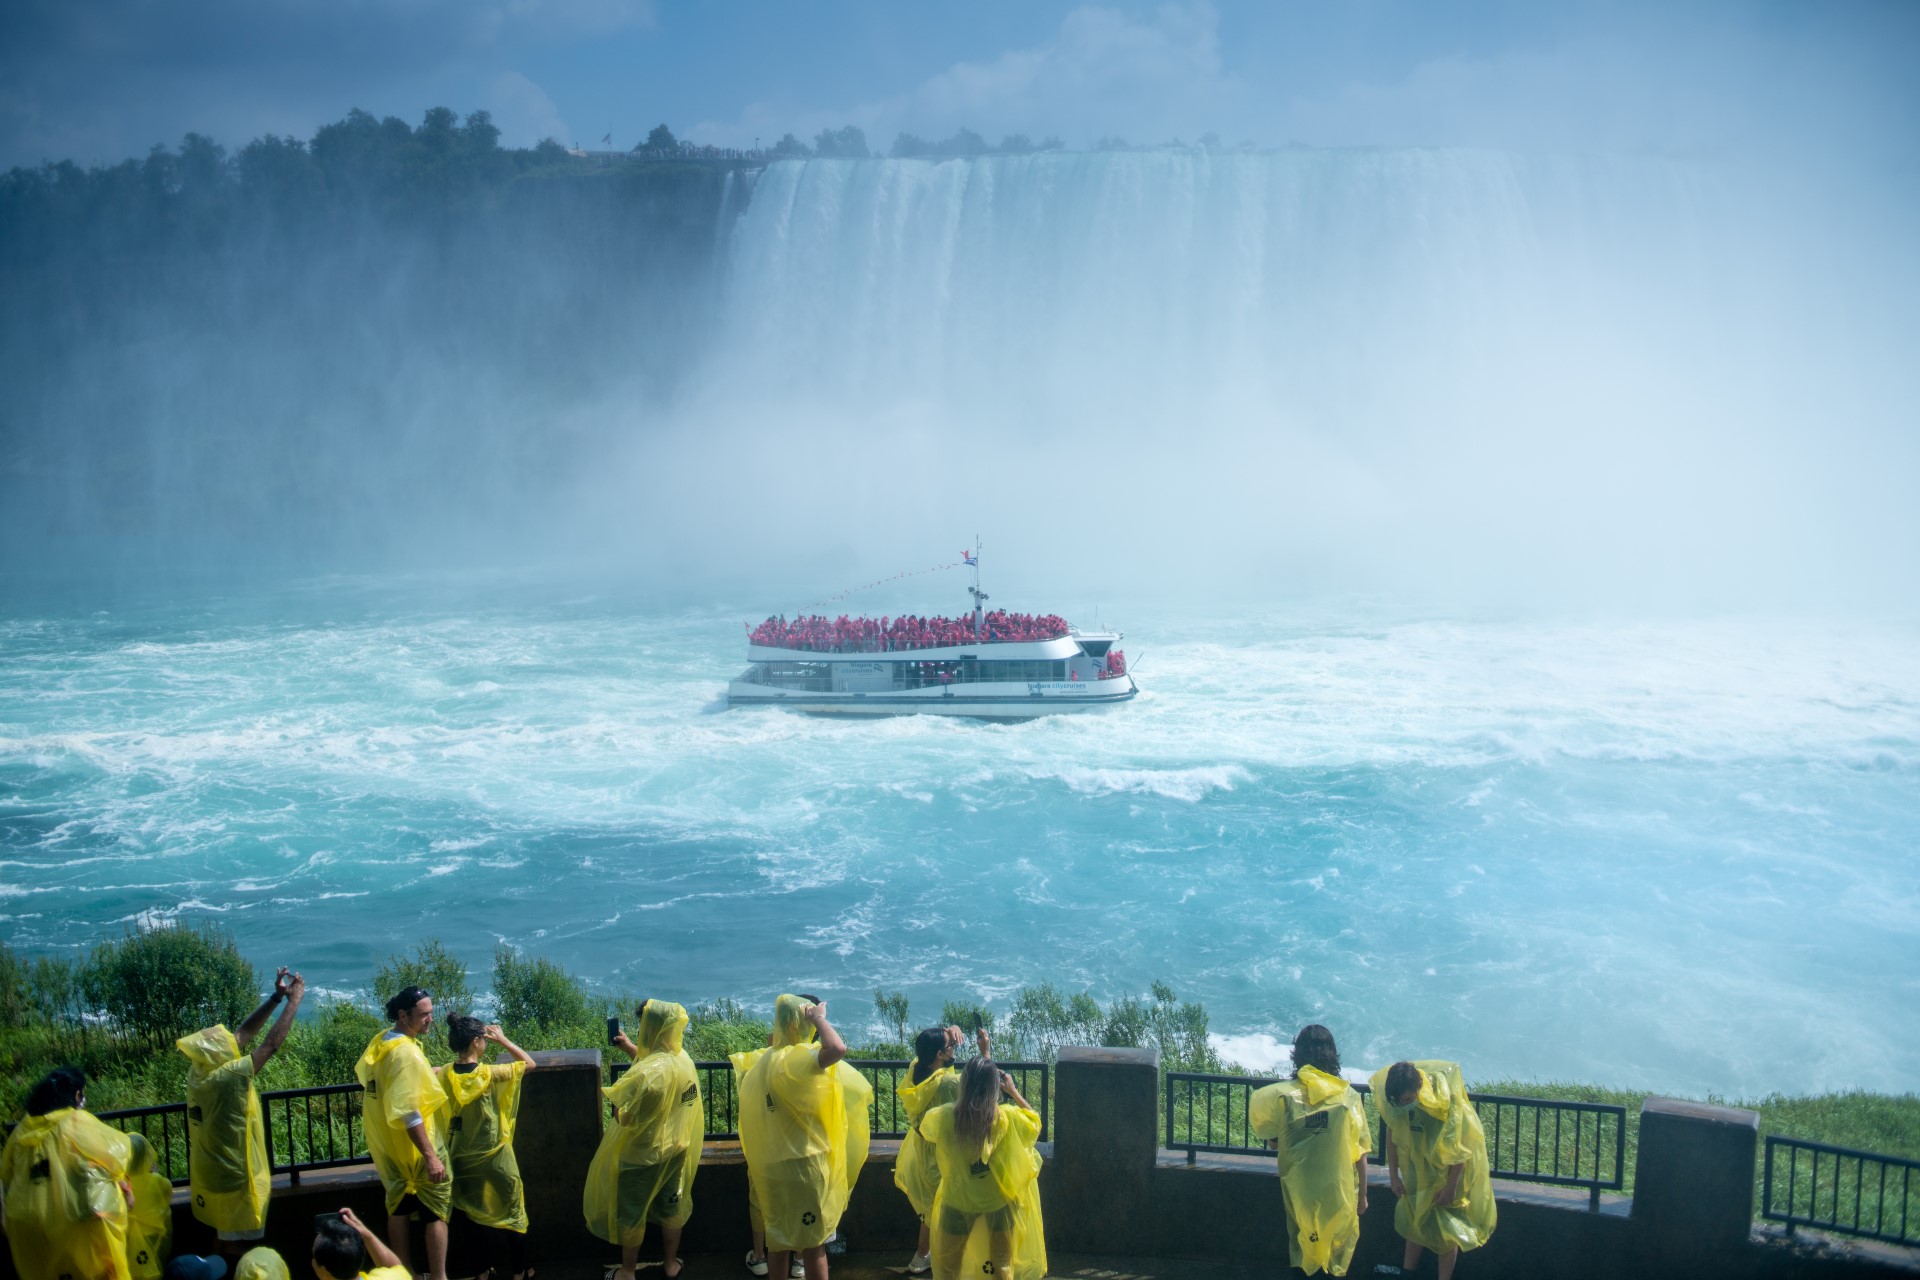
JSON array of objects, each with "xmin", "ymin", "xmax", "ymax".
[
  {"xmin": 606, "ymin": 1016, "xmax": 621, "ymax": 1044},
  {"xmin": 971, "ymin": 1012, "xmax": 983, "ymax": 1034}
]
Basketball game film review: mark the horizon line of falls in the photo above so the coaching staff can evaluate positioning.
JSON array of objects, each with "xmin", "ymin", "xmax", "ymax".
[{"xmin": 665, "ymin": 147, "xmax": 1788, "ymax": 602}]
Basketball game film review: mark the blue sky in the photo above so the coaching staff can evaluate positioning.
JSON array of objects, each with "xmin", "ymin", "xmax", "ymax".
[{"xmin": 1, "ymin": 1, "xmax": 1914, "ymax": 168}]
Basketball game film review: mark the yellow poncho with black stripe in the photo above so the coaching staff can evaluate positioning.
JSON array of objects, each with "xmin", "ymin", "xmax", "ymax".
[
  {"xmin": 1249, "ymin": 1066, "xmax": 1371, "ymax": 1276},
  {"xmin": 178, "ymin": 1025, "xmax": 269, "ymax": 1234},
  {"xmin": 0, "ymin": 1107, "xmax": 134, "ymax": 1280},
  {"xmin": 440, "ymin": 1057, "xmax": 528, "ymax": 1232},
  {"xmin": 355, "ymin": 1030, "xmax": 451, "ymax": 1218},
  {"xmin": 736, "ymin": 995, "xmax": 873, "ymax": 1251},
  {"xmin": 1369, "ymin": 1060, "xmax": 1496, "ymax": 1255},
  {"xmin": 584, "ymin": 1001, "xmax": 704, "ymax": 1244}
]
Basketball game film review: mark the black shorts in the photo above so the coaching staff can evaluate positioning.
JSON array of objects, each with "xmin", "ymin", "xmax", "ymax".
[
  {"xmin": 938, "ymin": 1202, "xmax": 1015, "ymax": 1236},
  {"xmin": 393, "ymin": 1192, "xmax": 449, "ymax": 1222}
]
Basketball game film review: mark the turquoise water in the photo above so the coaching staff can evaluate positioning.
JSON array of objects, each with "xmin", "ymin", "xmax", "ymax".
[{"xmin": 3, "ymin": 582, "xmax": 1916, "ymax": 1098}]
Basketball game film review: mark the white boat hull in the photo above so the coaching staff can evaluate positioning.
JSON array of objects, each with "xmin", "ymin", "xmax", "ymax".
[{"xmin": 727, "ymin": 677, "xmax": 1137, "ymax": 719}]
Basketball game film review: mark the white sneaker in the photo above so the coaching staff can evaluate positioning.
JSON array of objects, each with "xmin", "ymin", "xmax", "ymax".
[
  {"xmin": 790, "ymin": 1259, "xmax": 805, "ymax": 1279},
  {"xmin": 744, "ymin": 1252, "xmax": 769, "ymax": 1278},
  {"xmin": 906, "ymin": 1254, "xmax": 933, "ymax": 1276}
]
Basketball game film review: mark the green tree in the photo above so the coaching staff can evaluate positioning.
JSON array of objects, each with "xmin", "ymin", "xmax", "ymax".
[
  {"xmin": 372, "ymin": 939, "xmax": 471, "ymax": 1016},
  {"xmin": 81, "ymin": 923, "xmax": 257, "ymax": 1049},
  {"xmin": 645, "ymin": 124, "xmax": 678, "ymax": 151},
  {"xmin": 997, "ymin": 134, "xmax": 1035, "ymax": 154},
  {"xmin": 771, "ymin": 133, "xmax": 812, "ymax": 159},
  {"xmin": 873, "ymin": 989, "xmax": 911, "ymax": 1046},
  {"xmin": 891, "ymin": 132, "xmax": 932, "ymax": 158},
  {"xmin": 940, "ymin": 999, "xmax": 995, "ymax": 1046},
  {"xmin": 813, "ymin": 126, "xmax": 869, "ymax": 158},
  {"xmin": 1007, "ymin": 983, "xmax": 1105, "ymax": 1061},
  {"xmin": 492, "ymin": 945, "xmax": 590, "ymax": 1033}
]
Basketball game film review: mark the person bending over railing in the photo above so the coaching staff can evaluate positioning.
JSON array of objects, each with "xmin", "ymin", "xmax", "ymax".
[
  {"xmin": 1369, "ymin": 1060, "xmax": 1496, "ymax": 1280},
  {"xmin": 920, "ymin": 1057, "xmax": 1047, "ymax": 1280},
  {"xmin": 440, "ymin": 1016, "xmax": 536, "ymax": 1280},
  {"xmin": 585, "ymin": 1000, "xmax": 702, "ymax": 1280}
]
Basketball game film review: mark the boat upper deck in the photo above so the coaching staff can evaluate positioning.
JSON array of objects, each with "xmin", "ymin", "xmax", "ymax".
[{"xmin": 748, "ymin": 609, "xmax": 1075, "ymax": 656}]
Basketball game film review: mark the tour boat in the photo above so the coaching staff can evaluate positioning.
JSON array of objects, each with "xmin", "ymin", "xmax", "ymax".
[{"xmin": 728, "ymin": 556, "xmax": 1137, "ymax": 718}]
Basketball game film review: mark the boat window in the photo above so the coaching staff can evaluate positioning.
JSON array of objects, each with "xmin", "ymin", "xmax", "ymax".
[{"xmin": 1077, "ymin": 639, "xmax": 1111, "ymax": 658}]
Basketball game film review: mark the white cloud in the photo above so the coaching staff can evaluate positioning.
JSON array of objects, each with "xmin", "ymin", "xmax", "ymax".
[
  {"xmin": 488, "ymin": 70, "xmax": 570, "ymax": 147},
  {"xmin": 687, "ymin": 2, "xmax": 1246, "ymax": 150}
]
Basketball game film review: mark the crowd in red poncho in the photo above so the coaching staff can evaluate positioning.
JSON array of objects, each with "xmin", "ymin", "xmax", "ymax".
[{"xmin": 750, "ymin": 610, "xmax": 1072, "ymax": 653}]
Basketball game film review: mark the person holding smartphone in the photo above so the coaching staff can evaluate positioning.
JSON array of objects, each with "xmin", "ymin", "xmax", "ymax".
[
  {"xmin": 311, "ymin": 1207, "xmax": 407, "ymax": 1280},
  {"xmin": 585, "ymin": 1000, "xmax": 703, "ymax": 1280},
  {"xmin": 919, "ymin": 1057, "xmax": 1047, "ymax": 1280}
]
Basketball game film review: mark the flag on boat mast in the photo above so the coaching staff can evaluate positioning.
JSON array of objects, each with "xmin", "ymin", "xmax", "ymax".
[{"xmin": 962, "ymin": 550, "xmax": 977, "ymax": 566}]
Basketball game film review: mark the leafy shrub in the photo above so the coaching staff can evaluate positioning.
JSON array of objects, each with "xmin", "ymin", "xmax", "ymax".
[
  {"xmin": 372, "ymin": 939, "xmax": 471, "ymax": 1016},
  {"xmin": 492, "ymin": 945, "xmax": 591, "ymax": 1034},
  {"xmin": 298, "ymin": 1000, "xmax": 385, "ymax": 1087},
  {"xmin": 683, "ymin": 997, "xmax": 770, "ymax": 1060},
  {"xmin": 1007, "ymin": 983, "xmax": 1105, "ymax": 1061},
  {"xmin": 81, "ymin": 923, "xmax": 256, "ymax": 1049}
]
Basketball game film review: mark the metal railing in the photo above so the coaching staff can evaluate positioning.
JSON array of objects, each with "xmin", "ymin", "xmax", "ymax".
[
  {"xmin": 1164, "ymin": 1072, "xmax": 1626, "ymax": 1210},
  {"xmin": 610, "ymin": 1059, "xmax": 1050, "ymax": 1141},
  {"xmin": 92, "ymin": 1103, "xmax": 194, "ymax": 1186},
  {"xmin": 261, "ymin": 1083, "xmax": 368, "ymax": 1185},
  {"xmin": 1763, "ymin": 1135, "xmax": 1920, "ymax": 1246}
]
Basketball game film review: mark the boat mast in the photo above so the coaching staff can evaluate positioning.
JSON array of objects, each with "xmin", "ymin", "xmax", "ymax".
[{"xmin": 967, "ymin": 535, "xmax": 987, "ymax": 640}]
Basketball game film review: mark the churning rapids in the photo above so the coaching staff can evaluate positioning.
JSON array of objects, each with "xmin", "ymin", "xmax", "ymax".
[
  {"xmin": 3, "ymin": 148, "xmax": 1915, "ymax": 1098},
  {"xmin": 2, "ymin": 589, "xmax": 1917, "ymax": 1098}
]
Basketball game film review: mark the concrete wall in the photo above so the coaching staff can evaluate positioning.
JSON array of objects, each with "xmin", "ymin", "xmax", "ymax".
[{"xmin": 7, "ymin": 1051, "xmax": 1920, "ymax": 1280}]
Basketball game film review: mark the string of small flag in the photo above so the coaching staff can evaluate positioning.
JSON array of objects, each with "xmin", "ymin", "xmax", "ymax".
[{"xmin": 791, "ymin": 555, "xmax": 974, "ymax": 615}]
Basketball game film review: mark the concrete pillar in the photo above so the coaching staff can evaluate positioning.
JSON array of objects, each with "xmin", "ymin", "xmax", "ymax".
[
  {"xmin": 512, "ymin": 1048, "xmax": 606, "ymax": 1264},
  {"xmin": 1630, "ymin": 1095, "xmax": 1759, "ymax": 1274},
  {"xmin": 1048, "ymin": 1045, "xmax": 1160, "ymax": 1253}
]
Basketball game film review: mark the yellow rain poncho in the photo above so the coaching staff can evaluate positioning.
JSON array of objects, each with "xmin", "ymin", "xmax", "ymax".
[
  {"xmin": 584, "ymin": 1001, "xmax": 703, "ymax": 1245},
  {"xmin": 177, "ymin": 1025, "xmax": 268, "ymax": 1234},
  {"xmin": 894, "ymin": 1064, "xmax": 961, "ymax": 1218},
  {"xmin": 1249, "ymin": 1066, "xmax": 1371, "ymax": 1276},
  {"xmin": 124, "ymin": 1133, "xmax": 173, "ymax": 1280},
  {"xmin": 355, "ymin": 1030, "xmax": 451, "ymax": 1218},
  {"xmin": 439, "ymin": 1057, "xmax": 528, "ymax": 1232},
  {"xmin": 736, "ymin": 995, "xmax": 873, "ymax": 1252},
  {"xmin": 921, "ymin": 1101, "xmax": 1047, "ymax": 1280},
  {"xmin": 1368, "ymin": 1061, "xmax": 1496, "ymax": 1255},
  {"xmin": 234, "ymin": 1247, "xmax": 293, "ymax": 1280},
  {"xmin": 0, "ymin": 1107, "xmax": 133, "ymax": 1280}
]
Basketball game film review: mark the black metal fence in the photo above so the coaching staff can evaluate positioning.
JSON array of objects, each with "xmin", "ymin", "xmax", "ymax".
[
  {"xmin": 1762, "ymin": 1135, "xmax": 1920, "ymax": 1246},
  {"xmin": 609, "ymin": 1058, "xmax": 1050, "ymax": 1141},
  {"xmin": 1164, "ymin": 1072, "xmax": 1626, "ymax": 1210}
]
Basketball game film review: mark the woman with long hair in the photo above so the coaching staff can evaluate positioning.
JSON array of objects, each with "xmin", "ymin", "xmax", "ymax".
[
  {"xmin": 894, "ymin": 1025, "xmax": 984, "ymax": 1274},
  {"xmin": 1249, "ymin": 1025, "xmax": 1371, "ymax": 1276},
  {"xmin": 919, "ymin": 1057, "xmax": 1046, "ymax": 1280}
]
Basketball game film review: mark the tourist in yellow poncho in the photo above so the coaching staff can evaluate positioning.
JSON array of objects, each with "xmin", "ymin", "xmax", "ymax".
[
  {"xmin": 311, "ymin": 1206, "xmax": 411, "ymax": 1280},
  {"xmin": 122, "ymin": 1133, "xmax": 173, "ymax": 1280},
  {"xmin": 738, "ymin": 995, "xmax": 872, "ymax": 1280},
  {"xmin": 586, "ymin": 1000, "xmax": 703, "ymax": 1280},
  {"xmin": 234, "ymin": 1246, "xmax": 293, "ymax": 1280},
  {"xmin": 1370, "ymin": 1060, "xmax": 1496, "ymax": 1280},
  {"xmin": 177, "ymin": 966, "xmax": 305, "ymax": 1253},
  {"xmin": 0, "ymin": 1066, "xmax": 133, "ymax": 1280},
  {"xmin": 356, "ymin": 986, "xmax": 452, "ymax": 1280},
  {"xmin": 920, "ymin": 1057, "xmax": 1047, "ymax": 1280},
  {"xmin": 440, "ymin": 1015, "xmax": 536, "ymax": 1280},
  {"xmin": 1248, "ymin": 1025, "xmax": 1371, "ymax": 1277},
  {"xmin": 894, "ymin": 1025, "xmax": 975, "ymax": 1275}
]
